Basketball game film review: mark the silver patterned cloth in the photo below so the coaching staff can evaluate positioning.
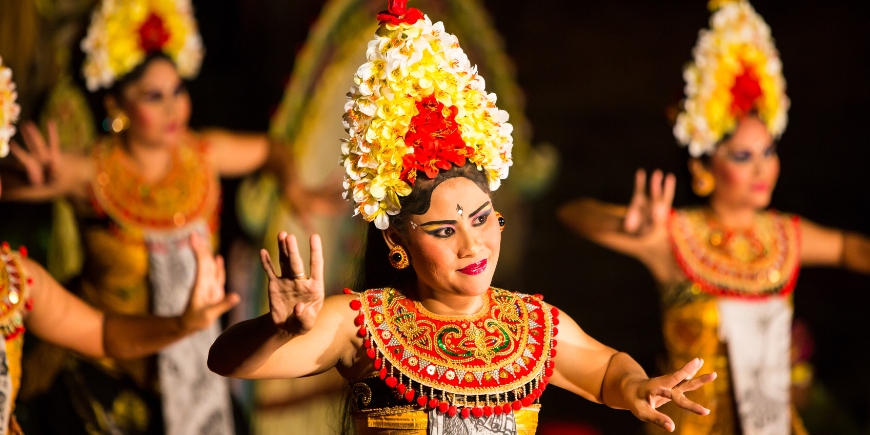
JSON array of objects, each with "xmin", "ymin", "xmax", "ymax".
[
  {"xmin": 717, "ymin": 297, "xmax": 792, "ymax": 435},
  {"xmin": 146, "ymin": 222, "xmax": 234, "ymax": 435},
  {"xmin": 428, "ymin": 409, "xmax": 517, "ymax": 435},
  {"xmin": 0, "ymin": 347, "xmax": 10, "ymax": 435}
]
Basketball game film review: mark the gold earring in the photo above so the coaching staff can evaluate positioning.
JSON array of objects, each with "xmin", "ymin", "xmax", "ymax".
[
  {"xmin": 104, "ymin": 110, "xmax": 129, "ymax": 133},
  {"xmin": 389, "ymin": 245, "xmax": 410, "ymax": 269},
  {"xmin": 495, "ymin": 211, "xmax": 505, "ymax": 232},
  {"xmin": 692, "ymin": 170, "xmax": 715, "ymax": 197}
]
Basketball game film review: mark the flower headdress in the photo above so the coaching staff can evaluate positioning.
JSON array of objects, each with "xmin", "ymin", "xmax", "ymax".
[
  {"xmin": 340, "ymin": 0, "xmax": 514, "ymax": 229},
  {"xmin": 0, "ymin": 57, "xmax": 20, "ymax": 158},
  {"xmin": 81, "ymin": 0, "xmax": 204, "ymax": 92},
  {"xmin": 674, "ymin": 0, "xmax": 789, "ymax": 157}
]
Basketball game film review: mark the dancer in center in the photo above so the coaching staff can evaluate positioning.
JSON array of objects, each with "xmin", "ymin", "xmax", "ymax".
[{"xmin": 209, "ymin": 2, "xmax": 716, "ymax": 433}]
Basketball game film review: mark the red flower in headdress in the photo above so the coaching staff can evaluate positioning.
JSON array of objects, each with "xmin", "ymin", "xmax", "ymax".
[
  {"xmin": 377, "ymin": 0, "xmax": 424, "ymax": 25},
  {"xmin": 730, "ymin": 64, "xmax": 763, "ymax": 116},
  {"xmin": 139, "ymin": 12, "xmax": 171, "ymax": 54},
  {"xmin": 400, "ymin": 95, "xmax": 474, "ymax": 185}
]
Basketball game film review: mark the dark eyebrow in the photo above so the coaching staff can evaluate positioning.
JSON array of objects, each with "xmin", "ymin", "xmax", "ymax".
[
  {"xmin": 419, "ymin": 219, "xmax": 457, "ymax": 227},
  {"xmin": 469, "ymin": 201, "xmax": 491, "ymax": 218}
]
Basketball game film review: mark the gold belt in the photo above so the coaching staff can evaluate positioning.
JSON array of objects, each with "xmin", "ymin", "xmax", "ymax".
[{"xmin": 353, "ymin": 406, "xmax": 540, "ymax": 435}]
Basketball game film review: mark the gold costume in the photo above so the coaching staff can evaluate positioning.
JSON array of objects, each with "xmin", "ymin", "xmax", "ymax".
[
  {"xmin": 648, "ymin": 208, "xmax": 805, "ymax": 435},
  {"xmin": 0, "ymin": 244, "xmax": 33, "ymax": 435}
]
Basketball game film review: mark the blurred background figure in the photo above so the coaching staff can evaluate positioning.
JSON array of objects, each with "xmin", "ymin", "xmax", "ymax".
[{"xmin": 559, "ymin": 1, "xmax": 870, "ymax": 434}]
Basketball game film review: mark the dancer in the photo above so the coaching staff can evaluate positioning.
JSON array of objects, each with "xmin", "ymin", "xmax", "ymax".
[
  {"xmin": 0, "ymin": 55, "xmax": 237, "ymax": 435},
  {"xmin": 0, "ymin": 0, "xmax": 335, "ymax": 433},
  {"xmin": 559, "ymin": 1, "xmax": 870, "ymax": 434},
  {"xmin": 209, "ymin": 2, "xmax": 716, "ymax": 434}
]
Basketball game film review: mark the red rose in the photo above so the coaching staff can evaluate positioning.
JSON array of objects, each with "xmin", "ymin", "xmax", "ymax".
[
  {"xmin": 400, "ymin": 95, "xmax": 473, "ymax": 184},
  {"xmin": 730, "ymin": 65, "xmax": 763, "ymax": 115},
  {"xmin": 138, "ymin": 12, "xmax": 171, "ymax": 54},
  {"xmin": 377, "ymin": 0, "xmax": 424, "ymax": 25}
]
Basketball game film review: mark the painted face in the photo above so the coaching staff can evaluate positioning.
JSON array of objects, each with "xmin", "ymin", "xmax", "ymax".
[
  {"xmin": 404, "ymin": 177, "xmax": 500, "ymax": 298},
  {"xmin": 709, "ymin": 116, "xmax": 780, "ymax": 210},
  {"xmin": 119, "ymin": 58, "xmax": 191, "ymax": 148}
]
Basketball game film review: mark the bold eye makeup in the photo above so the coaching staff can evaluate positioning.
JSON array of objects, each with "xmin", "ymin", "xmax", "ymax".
[
  {"xmin": 470, "ymin": 201, "xmax": 492, "ymax": 227},
  {"xmin": 728, "ymin": 150, "xmax": 752, "ymax": 162},
  {"xmin": 764, "ymin": 144, "xmax": 777, "ymax": 157},
  {"xmin": 174, "ymin": 82, "xmax": 187, "ymax": 96},
  {"xmin": 142, "ymin": 89, "xmax": 164, "ymax": 102}
]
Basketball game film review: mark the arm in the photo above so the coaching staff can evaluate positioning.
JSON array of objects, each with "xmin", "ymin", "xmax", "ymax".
[
  {"xmin": 550, "ymin": 308, "xmax": 716, "ymax": 433},
  {"xmin": 24, "ymin": 233, "xmax": 239, "ymax": 359},
  {"xmin": 1, "ymin": 121, "xmax": 92, "ymax": 202},
  {"xmin": 558, "ymin": 169, "xmax": 676, "ymax": 269},
  {"xmin": 203, "ymin": 129, "xmax": 345, "ymax": 227},
  {"xmin": 801, "ymin": 218, "xmax": 870, "ymax": 273},
  {"xmin": 208, "ymin": 233, "xmax": 359, "ymax": 379}
]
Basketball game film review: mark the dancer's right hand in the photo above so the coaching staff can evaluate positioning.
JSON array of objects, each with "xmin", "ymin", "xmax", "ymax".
[
  {"xmin": 259, "ymin": 232, "xmax": 325, "ymax": 336},
  {"xmin": 623, "ymin": 169, "xmax": 676, "ymax": 237},
  {"xmin": 10, "ymin": 121, "xmax": 67, "ymax": 188}
]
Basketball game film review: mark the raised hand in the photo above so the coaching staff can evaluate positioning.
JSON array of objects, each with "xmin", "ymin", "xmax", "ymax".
[
  {"xmin": 625, "ymin": 358, "xmax": 717, "ymax": 433},
  {"xmin": 259, "ymin": 232, "xmax": 325, "ymax": 336},
  {"xmin": 623, "ymin": 169, "xmax": 676, "ymax": 237},
  {"xmin": 9, "ymin": 121, "xmax": 62, "ymax": 187},
  {"xmin": 180, "ymin": 233, "xmax": 240, "ymax": 333}
]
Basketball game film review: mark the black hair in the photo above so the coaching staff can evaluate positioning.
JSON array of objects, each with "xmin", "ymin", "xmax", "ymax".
[
  {"xmin": 352, "ymin": 162, "xmax": 491, "ymax": 294},
  {"xmin": 107, "ymin": 51, "xmax": 177, "ymax": 102}
]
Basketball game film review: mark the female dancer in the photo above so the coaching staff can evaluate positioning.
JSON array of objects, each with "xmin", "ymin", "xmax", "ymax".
[
  {"xmin": 209, "ymin": 2, "xmax": 716, "ymax": 433},
  {"xmin": 559, "ymin": 1, "xmax": 870, "ymax": 434},
  {"xmin": 0, "ymin": 0, "xmax": 334, "ymax": 433},
  {"xmin": 0, "ymin": 54, "xmax": 237, "ymax": 434}
]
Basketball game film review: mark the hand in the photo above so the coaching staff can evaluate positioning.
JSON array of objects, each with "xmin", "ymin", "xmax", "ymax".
[
  {"xmin": 259, "ymin": 232, "xmax": 325, "ymax": 336},
  {"xmin": 624, "ymin": 358, "xmax": 717, "ymax": 433},
  {"xmin": 623, "ymin": 169, "xmax": 676, "ymax": 237},
  {"xmin": 180, "ymin": 233, "xmax": 240, "ymax": 333},
  {"xmin": 9, "ymin": 121, "xmax": 63, "ymax": 187}
]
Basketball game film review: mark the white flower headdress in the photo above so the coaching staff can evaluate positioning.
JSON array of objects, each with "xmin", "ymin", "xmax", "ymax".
[
  {"xmin": 0, "ymin": 57, "xmax": 20, "ymax": 158},
  {"xmin": 81, "ymin": 0, "xmax": 204, "ymax": 92},
  {"xmin": 340, "ymin": 0, "xmax": 514, "ymax": 230},
  {"xmin": 674, "ymin": 0, "xmax": 789, "ymax": 157}
]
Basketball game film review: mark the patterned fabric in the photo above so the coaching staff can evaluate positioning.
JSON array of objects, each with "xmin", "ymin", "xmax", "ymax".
[
  {"xmin": 0, "ymin": 244, "xmax": 31, "ymax": 435},
  {"xmin": 669, "ymin": 208, "xmax": 800, "ymax": 298}
]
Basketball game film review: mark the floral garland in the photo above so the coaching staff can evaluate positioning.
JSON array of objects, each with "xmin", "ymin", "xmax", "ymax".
[
  {"xmin": 340, "ymin": 0, "xmax": 514, "ymax": 229},
  {"xmin": 0, "ymin": 57, "xmax": 20, "ymax": 158},
  {"xmin": 81, "ymin": 0, "xmax": 204, "ymax": 92},
  {"xmin": 673, "ymin": 0, "xmax": 789, "ymax": 157}
]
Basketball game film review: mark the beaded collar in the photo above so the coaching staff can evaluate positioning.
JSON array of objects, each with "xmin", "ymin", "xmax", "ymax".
[
  {"xmin": 89, "ymin": 135, "xmax": 220, "ymax": 236},
  {"xmin": 669, "ymin": 208, "xmax": 800, "ymax": 299},
  {"xmin": 0, "ymin": 243, "xmax": 34, "ymax": 340},
  {"xmin": 347, "ymin": 287, "xmax": 558, "ymax": 419}
]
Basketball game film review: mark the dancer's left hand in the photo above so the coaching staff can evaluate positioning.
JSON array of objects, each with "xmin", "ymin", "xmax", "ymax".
[
  {"xmin": 180, "ymin": 233, "xmax": 240, "ymax": 333},
  {"xmin": 623, "ymin": 358, "xmax": 717, "ymax": 432}
]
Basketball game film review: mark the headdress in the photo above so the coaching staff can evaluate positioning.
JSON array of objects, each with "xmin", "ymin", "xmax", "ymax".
[
  {"xmin": 0, "ymin": 56, "xmax": 20, "ymax": 158},
  {"xmin": 81, "ymin": 0, "xmax": 204, "ymax": 92},
  {"xmin": 674, "ymin": 0, "xmax": 789, "ymax": 157},
  {"xmin": 340, "ymin": 0, "xmax": 514, "ymax": 229}
]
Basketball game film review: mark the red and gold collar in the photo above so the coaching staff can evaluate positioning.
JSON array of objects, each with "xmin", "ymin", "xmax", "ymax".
[
  {"xmin": 0, "ymin": 243, "xmax": 34, "ymax": 340},
  {"xmin": 348, "ymin": 287, "xmax": 558, "ymax": 418},
  {"xmin": 669, "ymin": 208, "xmax": 801, "ymax": 299}
]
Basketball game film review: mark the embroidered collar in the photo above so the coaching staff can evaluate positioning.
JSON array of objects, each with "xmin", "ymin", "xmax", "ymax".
[
  {"xmin": 90, "ymin": 135, "xmax": 219, "ymax": 234},
  {"xmin": 347, "ymin": 287, "xmax": 558, "ymax": 418},
  {"xmin": 0, "ymin": 243, "xmax": 34, "ymax": 340},
  {"xmin": 669, "ymin": 208, "xmax": 801, "ymax": 298}
]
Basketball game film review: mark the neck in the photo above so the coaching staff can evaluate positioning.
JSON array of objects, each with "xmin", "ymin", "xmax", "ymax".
[
  {"xmin": 414, "ymin": 280, "xmax": 486, "ymax": 316},
  {"xmin": 121, "ymin": 134, "xmax": 174, "ymax": 183},
  {"xmin": 708, "ymin": 198, "xmax": 758, "ymax": 229}
]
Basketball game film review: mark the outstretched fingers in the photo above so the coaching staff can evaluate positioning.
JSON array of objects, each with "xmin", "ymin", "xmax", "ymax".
[
  {"xmin": 637, "ymin": 406, "xmax": 676, "ymax": 433},
  {"xmin": 670, "ymin": 389, "xmax": 710, "ymax": 416},
  {"xmin": 9, "ymin": 141, "xmax": 45, "ymax": 186},
  {"xmin": 285, "ymin": 233, "xmax": 306, "ymax": 279},
  {"xmin": 665, "ymin": 358, "xmax": 704, "ymax": 389},
  {"xmin": 260, "ymin": 249, "xmax": 278, "ymax": 281},
  {"xmin": 309, "ymin": 234, "xmax": 324, "ymax": 282}
]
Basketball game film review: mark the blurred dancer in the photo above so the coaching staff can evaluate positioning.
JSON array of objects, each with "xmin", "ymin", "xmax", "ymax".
[
  {"xmin": 0, "ymin": 1, "xmax": 336, "ymax": 433},
  {"xmin": 0, "ymin": 55, "xmax": 237, "ymax": 435},
  {"xmin": 559, "ymin": 1, "xmax": 870, "ymax": 434}
]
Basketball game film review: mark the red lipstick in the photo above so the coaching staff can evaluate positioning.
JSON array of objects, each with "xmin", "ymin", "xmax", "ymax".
[
  {"xmin": 458, "ymin": 259, "xmax": 487, "ymax": 275},
  {"xmin": 751, "ymin": 183, "xmax": 768, "ymax": 192}
]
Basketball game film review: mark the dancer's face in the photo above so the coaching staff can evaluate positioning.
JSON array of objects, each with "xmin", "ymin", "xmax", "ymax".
[
  {"xmin": 707, "ymin": 116, "xmax": 780, "ymax": 210},
  {"xmin": 118, "ymin": 58, "xmax": 191, "ymax": 148},
  {"xmin": 393, "ymin": 177, "xmax": 501, "ymax": 298}
]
